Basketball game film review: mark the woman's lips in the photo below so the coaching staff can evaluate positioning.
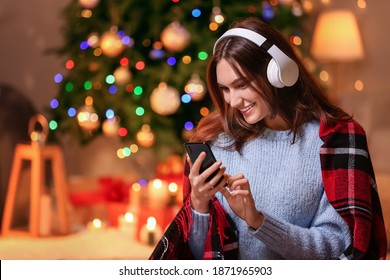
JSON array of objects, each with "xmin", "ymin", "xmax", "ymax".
[{"xmin": 240, "ymin": 103, "xmax": 254, "ymax": 115}]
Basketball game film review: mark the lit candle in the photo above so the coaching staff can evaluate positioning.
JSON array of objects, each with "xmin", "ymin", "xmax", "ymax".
[
  {"xmin": 130, "ymin": 182, "xmax": 141, "ymax": 208},
  {"xmin": 87, "ymin": 218, "xmax": 106, "ymax": 231},
  {"xmin": 139, "ymin": 216, "xmax": 163, "ymax": 246},
  {"xmin": 146, "ymin": 216, "xmax": 157, "ymax": 245},
  {"xmin": 148, "ymin": 179, "xmax": 169, "ymax": 209},
  {"xmin": 168, "ymin": 182, "xmax": 178, "ymax": 206},
  {"xmin": 118, "ymin": 211, "xmax": 136, "ymax": 238}
]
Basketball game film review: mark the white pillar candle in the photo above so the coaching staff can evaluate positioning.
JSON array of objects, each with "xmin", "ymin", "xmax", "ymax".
[
  {"xmin": 39, "ymin": 193, "xmax": 52, "ymax": 236},
  {"xmin": 118, "ymin": 211, "xmax": 136, "ymax": 238},
  {"xmin": 168, "ymin": 182, "xmax": 178, "ymax": 206},
  {"xmin": 130, "ymin": 182, "xmax": 141, "ymax": 208},
  {"xmin": 140, "ymin": 216, "xmax": 162, "ymax": 246},
  {"xmin": 147, "ymin": 179, "xmax": 169, "ymax": 209}
]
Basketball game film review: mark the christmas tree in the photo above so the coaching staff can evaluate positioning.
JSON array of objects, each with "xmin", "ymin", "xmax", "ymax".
[{"xmin": 49, "ymin": 0, "xmax": 311, "ymax": 157}]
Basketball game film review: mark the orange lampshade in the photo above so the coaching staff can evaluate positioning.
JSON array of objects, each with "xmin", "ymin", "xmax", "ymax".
[{"xmin": 311, "ymin": 10, "xmax": 364, "ymax": 62}]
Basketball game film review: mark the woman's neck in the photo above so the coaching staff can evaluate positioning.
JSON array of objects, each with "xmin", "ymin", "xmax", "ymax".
[{"xmin": 264, "ymin": 114, "xmax": 290, "ymax": 131}]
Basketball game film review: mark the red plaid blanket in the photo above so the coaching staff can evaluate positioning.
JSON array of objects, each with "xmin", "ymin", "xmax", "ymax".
[
  {"xmin": 319, "ymin": 119, "xmax": 387, "ymax": 259},
  {"xmin": 149, "ymin": 119, "xmax": 387, "ymax": 260}
]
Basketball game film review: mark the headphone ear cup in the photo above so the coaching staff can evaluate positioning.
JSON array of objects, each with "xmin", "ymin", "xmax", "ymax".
[{"xmin": 267, "ymin": 59, "xmax": 285, "ymax": 88}]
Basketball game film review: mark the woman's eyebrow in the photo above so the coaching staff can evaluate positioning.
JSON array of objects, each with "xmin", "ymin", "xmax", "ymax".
[{"xmin": 217, "ymin": 77, "xmax": 243, "ymax": 87}]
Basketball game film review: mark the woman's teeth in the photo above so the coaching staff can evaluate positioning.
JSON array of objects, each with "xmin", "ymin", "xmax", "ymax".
[{"xmin": 241, "ymin": 103, "xmax": 254, "ymax": 113}]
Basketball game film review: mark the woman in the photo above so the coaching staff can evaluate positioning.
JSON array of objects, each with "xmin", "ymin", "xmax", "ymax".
[{"xmin": 150, "ymin": 17, "xmax": 387, "ymax": 260}]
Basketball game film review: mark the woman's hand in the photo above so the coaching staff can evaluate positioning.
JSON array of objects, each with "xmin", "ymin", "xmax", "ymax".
[
  {"xmin": 187, "ymin": 152, "xmax": 229, "ymax": 213},
  {"xmin": 220, "ymin": 173, "xmax": 264, "ymax": 229}
]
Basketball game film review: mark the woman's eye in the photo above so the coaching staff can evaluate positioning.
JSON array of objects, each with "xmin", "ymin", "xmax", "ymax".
[
  {"xmin": 220, "ymin": 87, "xmax": 229, "ymax": 93},
  {"xmin": 238, "ymin": 83, "xmax": 247, "ymax": 89}
]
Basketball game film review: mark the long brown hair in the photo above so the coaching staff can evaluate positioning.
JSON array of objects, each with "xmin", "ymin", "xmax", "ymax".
[{"xmin": 191, "ymin": 17, "xmax": 349, "ymax": 151}]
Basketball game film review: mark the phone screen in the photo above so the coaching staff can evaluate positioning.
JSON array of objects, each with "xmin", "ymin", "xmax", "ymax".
[{"xmin": 184, "ymin": 142, "xmax": 223, "ymax": 184}]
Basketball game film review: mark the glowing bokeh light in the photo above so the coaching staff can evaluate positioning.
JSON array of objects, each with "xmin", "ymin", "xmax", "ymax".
[
  {"xmin": 135, "ymin": 107, "xmax": 145, "ymax": 116},
  {"xmin": 198, "ymin": 51, "xmax": 208, "ymax": 60},
  {"xmin": 54, "ymin": 74, "xmax": 63, "ymax": 83},
  {"xmin": 80, "ymin": 41, "xmax": 89, "ymax": 50},
  {"xmin": 134, "ymin": 86, "xmax": 143, "ymax": 95},
  {"xmin": 182, "ymin": 55, "xmax": 192, "ymax": 64},
  {"xmin": 109, "ymin": 85, "xmax": 117, "ymax": 94},
  {"xmin": 184, "ymin": 121, "xmax": 194, "ymax": 130},
  {"xmin": 106, "ymin": 75, "xmax": 115, "ymax": 84},
  {"xmin": 68, "ymin": 107, "xmax": 77, "ymax": 117},
  {"xmin": 50, "ymin": 99, "xmax": 59, "ymax": 109},
  {"xmin": 181, "ymin": 94, "xmax": 191, "ymax": 103},
  {"xmin": 167, "ymin": 57, "xmax": 177, "ymax": 66},
  {"xmin": 65, "ymin": 82, "xmax": 74, "ymax": 92},
  {"xmin": 65, "ymin": 60, "xmax": 75, "ymax": 69},
  {"xmin": 135, "ymin": 61, "xmax": 145, "ymax": 70},
  {"xmin": 84, "ymin": 81, "xmax": 93, "ymax": 90},
  {"xmin": 49, "ymin": 120, "xmax": 58, "ymax": 130},
  {"xmin": 120, "ymin": 57, "xmax": 129, "ymax": 66},
  {"xmin": 118, "ymin": 127, "xmax": 128, "ymax": 137},
  {"xmin": 192, "ymin": 9, "xmax": 201, "ymax": 17},
  {"xmin": 106, "ymin": 109, "xmax": 115, "ymax": 119}
]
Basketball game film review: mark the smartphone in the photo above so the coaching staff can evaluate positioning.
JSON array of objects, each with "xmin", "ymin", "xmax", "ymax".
[{"xmin": 184, "ymin": 142, "xmax": 224, "ymax": 185}]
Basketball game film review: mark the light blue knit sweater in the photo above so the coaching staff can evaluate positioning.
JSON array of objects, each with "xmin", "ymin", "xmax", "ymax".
[{"xmin": 188, "ymin": 121, "xmax": 351, "ymax": 259}]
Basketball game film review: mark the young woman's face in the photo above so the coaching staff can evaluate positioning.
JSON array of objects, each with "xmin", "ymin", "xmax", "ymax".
[{"xmin": 216, "ymin": 59, "xmax": 271, "ymax": 125}]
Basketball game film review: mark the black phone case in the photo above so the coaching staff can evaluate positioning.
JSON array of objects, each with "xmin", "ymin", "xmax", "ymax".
[{"xmin": 184, "ymin": 142, "xmax": 222, "ymax": 184}]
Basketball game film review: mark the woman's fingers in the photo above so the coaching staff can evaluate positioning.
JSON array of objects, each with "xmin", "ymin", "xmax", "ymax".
[
  {"xmin": 229, "ymin": 177, "xmax": 249, "ymax": 191},
  {"xmin": 190, "ymin": 151, "xmax": 206, "ymax": 175}
]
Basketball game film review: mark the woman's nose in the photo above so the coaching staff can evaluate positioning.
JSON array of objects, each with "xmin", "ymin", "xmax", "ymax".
[{"xmin": 229, "ymin": 90, "xmax": 242, "ymax": 108}]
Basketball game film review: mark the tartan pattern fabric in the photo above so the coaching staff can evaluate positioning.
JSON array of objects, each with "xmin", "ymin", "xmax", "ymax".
[
  {"xmin": 319, "ymin": 119, "xmax": 387, "ymax": 259},
  {"xmin": 149, "ymin": 163, "xmax": 239, "ymax": 260},
  {"xmin": 149, "ymin": 119, "xmax": 387, "ymax": 260}
]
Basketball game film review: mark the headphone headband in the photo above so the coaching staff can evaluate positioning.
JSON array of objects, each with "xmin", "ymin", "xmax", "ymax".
[{"xmin": 213, "ymin": 28, "xmax": 299, "ymax": 88}]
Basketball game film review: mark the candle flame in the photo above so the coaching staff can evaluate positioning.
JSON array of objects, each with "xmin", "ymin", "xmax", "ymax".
[
  {"xmin": 124, "ymin": 212, "xmax": 134, "ymax": 223},
  {"xmin": 146, "ymin": 216, "xmax": 157, "ymax": 231},
  {"xmin": 152, "ymin": 179, "xmax": 163, "ymax": 189},
  {"xmin": 92, "ymin": 218, "xmax": 102, "ymax": 228},
  {"xmin": 168, "ymin": 182, "xmax": 178, "ymax": 193}
]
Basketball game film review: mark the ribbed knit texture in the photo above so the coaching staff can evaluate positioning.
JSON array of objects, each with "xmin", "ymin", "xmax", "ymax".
[{"xmin": 188, "ymin": 121, "xmax": 351, "ymax": 259}]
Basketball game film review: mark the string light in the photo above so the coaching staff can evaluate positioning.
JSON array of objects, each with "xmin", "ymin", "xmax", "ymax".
[
  {"xmin": 182, "ymin": 55, "xmax": 192, "ymax": 64},
  {"xmin": 49, "ymin": 120, "xmax": 58, "ymax": 130},
  {"xmin": 81, "ymin": 9, "xmax": 93, "ymax": 18},
  {"xmin": 135, "ymin": 61, "xmax": 145, "ymax": 70},
  {"xmin": 65, "ymin": 82, "xmax": 74, "ymax": 92},
  {"xmin": 118, "ymin": 127, "xmax": 128, "ymax": 137},
  {"xmin": 357, "ymin": 0, "xmax": 366, "ymax": 9},
  {"xmin": 181, "ymin": 94, "xmax": 191, "ymax": 103},
  {"xmin": 54, "ymin": 74, "xmax": 63, "ymax": 83},
  {"xmin": 184, "ymin": 121, "xmax": 194, "ymax": 130},
  {"xmin": 192, "ymin": 8, "xmax": 201, "ymax": 18},
  {"xmin": 200, "ymin": 107, "xmax": 209, "ymax": 116},
  {"xmin": 65, "ymin": 60, "xmax": 75, "ymax": 69},
  {"xmin": 198, "ymin": 51, "xmax": 208, "ymax": 60},
  {"xmin": 210, "ymin": 6, "xmax": 225, "ymax": 27},
  {"xmin": 319, "ymin": 70, "xmax": 329, "ymax": 82},
  {"xmin": 68, "ymin": 108, "xmax": 76, "ymax": 117},
  {"xmin": 355, "ymin": 79, "xmax": 364, "ymax": 91},
  {"xmin": 50, "ymin": 99, "xmax": 59, "ymax": 109}
]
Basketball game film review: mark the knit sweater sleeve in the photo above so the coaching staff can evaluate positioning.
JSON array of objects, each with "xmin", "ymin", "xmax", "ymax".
[
  {"xmin": 249, "ymin": 190, "xmax": 351, "ymax": 259},
  {"xmin": 188, "ymin": 209, "xmax": 210, "ymax": 259}
]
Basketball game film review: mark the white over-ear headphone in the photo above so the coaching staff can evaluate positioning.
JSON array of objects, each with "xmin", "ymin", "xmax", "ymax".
[{"xmin": 213, "ymin": 28, "xmax": 299, "ymax": 88}]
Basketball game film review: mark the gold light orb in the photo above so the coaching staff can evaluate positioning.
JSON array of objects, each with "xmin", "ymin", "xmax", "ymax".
[
  {"xmin": 150, "ymin": 82, "xmax": 180, "ymax": 116},
  {"xmin": 77, "ymin": 105, "xmax": 100, "ymax": 132},
  {"xmin": 100, "ymin": 30, "xmax": 125, "ymax": 57},
  {"xmin": 160, "ymin": 22, "xmax": 191, "ymax": 53},
  {"xmin": 113, "ymin": 66, "xmax": 132, "ymax": 85}
]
